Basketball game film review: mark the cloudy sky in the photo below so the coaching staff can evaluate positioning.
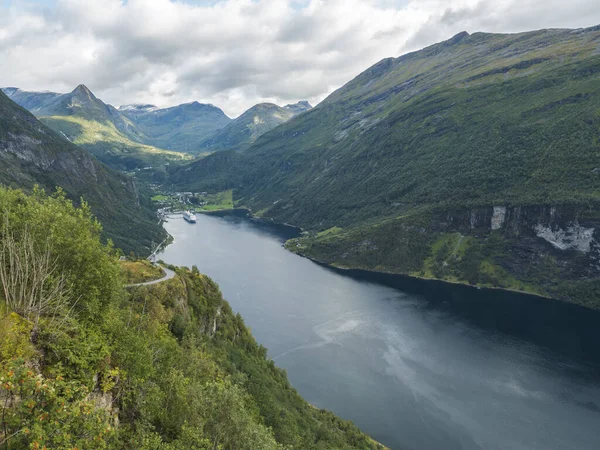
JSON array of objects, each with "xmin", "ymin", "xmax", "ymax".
[{"xmin": 1, "ymin": 0, "xmax": 600, "ymax": 117}]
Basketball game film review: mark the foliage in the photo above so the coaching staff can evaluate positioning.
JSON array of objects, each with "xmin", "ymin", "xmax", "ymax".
[
  {"xmin": 0, "ymin": 189, "xmax": 381, "ymax": 449},
  {"xmin": 120, "ymin": 260, "xmax": 164, "ymax": 284},
  {"xmin": 0, "ymin": 90, "xmax": 167, "ymax": 255},
  {"xmin": 0, "ymin": 222, "xmax": 71, "ymax": 327},
  {"xmin": 0, "ymin": 358, "xmax": 115, "ymax": 449},
  {"xmin": 0, "ymin": 187, "xmax": 122, "ymax": 319},
  {"xmin": 0, "ymin": 313, "xmax": 36, "ymax": 362}
]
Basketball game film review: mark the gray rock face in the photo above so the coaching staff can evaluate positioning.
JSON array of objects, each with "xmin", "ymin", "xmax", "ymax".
[
  {"xmin": 491, "ymin": 206, "xmax": 507, "ymax": 230},
  {"xmin": 284, "ymin": 101, "xmax": 313, "ymax": 115},
  {"xmin": 534, "ymin": 222, "xmax": 596, "ymax": 252},
  {"xmin": 434, "ymin": 204, "xmax": 600, "ymax": 281}
]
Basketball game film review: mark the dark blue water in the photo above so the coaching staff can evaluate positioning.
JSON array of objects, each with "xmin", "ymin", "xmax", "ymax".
[{"xmin": 159, "ymin": 212, "xmax": 600, "ymax": 450}]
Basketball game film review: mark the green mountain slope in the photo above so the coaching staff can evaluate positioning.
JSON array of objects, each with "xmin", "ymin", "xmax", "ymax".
[
  {"xmin": 3, "ymin": 86, "xmax": 188, "ymax": 170},
  {"xmin": 0, "ymin": 89, "xmax": 166, "ymax": 254},
  {"xmin": 0, "ymin": 190, "xmax": 383, "ymax": 449},
  {"xmin": 197, "ymin": 102, "xmax": 304, "ymax": 152},
  {"xmin": 119, "ymin": 101, "xmax": 232, "ymax": 152},
  {"xmin": 170, "ymin": 26, "xmax": 600, "ymax": 307}
]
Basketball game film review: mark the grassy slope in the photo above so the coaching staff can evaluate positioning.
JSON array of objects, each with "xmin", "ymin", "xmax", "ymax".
[
  {"xmin": 170, "ymin": 27, "xmax": 600, "ymax": 307},
  {"xmin": 197, "ymin": 190, "xmax": 234, "ymax": 211},
  {"xmin": 234, "ymin": 29, "xmax": 600, "ymax": 225},
  {"xmin": 4, "ymin": 85, "xmax": 190, "ymax": 170},
  {"xmin": 0, "ymin": 90, "xmax": 166, "ymax": 254},
  {"xmin": 121, "ymin": 102, "xmax": 232, "ymax": 153},
  {"xmin": 41, "ymin": 115, "xmax": 191, "ymax": 171}
]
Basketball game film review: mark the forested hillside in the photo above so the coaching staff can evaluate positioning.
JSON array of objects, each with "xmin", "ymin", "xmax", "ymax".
[
  {"xmin": 169, "ymin": 27, "xmax": 600, "ymax": 307},
  {"xmin": 0, "ymin": 90, "xmax": 166, "ymax": 254},
  {"xmin": 0, "ymin": 187, "xmax": 382, "ymax": 449}
]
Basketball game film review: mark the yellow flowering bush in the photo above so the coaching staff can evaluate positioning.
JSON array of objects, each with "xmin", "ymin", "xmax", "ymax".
[{"xmin": 0, "ymin": 359, "xmax": 114, "ymax": 449}]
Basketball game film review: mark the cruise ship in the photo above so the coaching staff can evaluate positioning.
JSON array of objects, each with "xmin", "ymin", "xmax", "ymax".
[{"xmin": 183, "ymin": 210, "xmax": 197, "ymax": 223}]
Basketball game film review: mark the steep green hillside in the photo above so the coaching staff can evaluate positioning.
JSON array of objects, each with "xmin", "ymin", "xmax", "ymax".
[
  {"xmin": 40, "ymin": 115, "xmax": 190, "ymax": 171},
  {"xmin": 170, "ymin": 26, "xmax": 600, "ymax": 307},
  {"xmin": 0, "ymin": 90, "xmax": 166, "ymax": 254},
  {"xmin": 3, "ymin": 86, "xmax": 188, "ymax": 170},
  {"xmin": 0, "ymin": 188, "xmax": 382, "ymax": 450},
  {"xmin": 119, "ymin": 102, "xmax": 231, "ymax": 152},
  {"xmin": 197, "ymin": 103, "xmax": 297, "ymax": 152}
]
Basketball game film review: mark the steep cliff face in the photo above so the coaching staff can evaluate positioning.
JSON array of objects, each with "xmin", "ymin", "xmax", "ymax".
[
  {"xmin": 440, "ymin": 204, "xmax": 600, "ymax": 278},
  {"xmin": 0, "ymin": 89, "xmax": 166, "ymax": 254},
  {"xmin": 289, "ymin": 203, "xmax": 600, "ymax": 308}
]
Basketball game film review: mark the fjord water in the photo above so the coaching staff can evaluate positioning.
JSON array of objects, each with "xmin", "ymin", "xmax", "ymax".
[{"xmin": 159, "ymin": 213, "xmax": 600, "ymax": 450}]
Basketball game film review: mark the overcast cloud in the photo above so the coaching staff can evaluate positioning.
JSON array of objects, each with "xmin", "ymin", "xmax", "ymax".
[{"xmin": 1, "ymin": 0, "xmax": 600, "ymax": 116}]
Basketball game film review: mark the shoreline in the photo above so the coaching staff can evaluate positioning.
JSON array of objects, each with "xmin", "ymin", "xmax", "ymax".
[
  {"xmin": 196, "ymin": 207, "xmax": 250, "ymax": 215},
  {"xmin": 158, "ymin": 207, "xmax": 593, "ymax": 311},
  {"xmin": 300, "ymin": 252, "xmax": 554, "ymax": 302}
]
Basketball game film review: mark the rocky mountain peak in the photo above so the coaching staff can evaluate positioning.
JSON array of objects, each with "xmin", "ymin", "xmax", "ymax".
[
  {"xmin": 284, "ymin": 101, "xmax": 313, "ymax": 114},
  {"xmin": 73, "ymin": 84, "xmax": 92, "ymax": 95}
]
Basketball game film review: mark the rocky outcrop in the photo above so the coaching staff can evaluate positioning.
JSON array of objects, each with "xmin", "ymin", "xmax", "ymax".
[
  {"xmin": 491, "ymin": 206, "xmax": 507, "ymax": 230},
  {"xmin": 436, "ymin": 203, "xmax": 600, "ymax": 282},
  {"xmin": 534, "ymin": 222, "xmax": 595, "ymax": 252}
]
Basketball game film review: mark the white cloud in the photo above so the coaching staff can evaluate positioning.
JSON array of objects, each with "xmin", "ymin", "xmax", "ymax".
[{"xmin": 1, "ymin": 0, "xmax": 599, "ymax": 116}]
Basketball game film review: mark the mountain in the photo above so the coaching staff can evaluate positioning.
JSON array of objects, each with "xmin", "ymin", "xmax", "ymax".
[
  {"xmin": 0, "ymin": 191, "xmax": 382, "ymax": 449},
  {"xmin": 117, "ymin": 103, "xmax": 159, "ymax": 115},
  {"xmin": 170, "ymin": 26, "xmax": 600, "ymax": 308},
  {"xmin": 0, "ymin": 87, "xmax": 61, "ymax": 112},
  {"xmin": 0, "ymin": 89, "xmax": 166, "ymax": 254},
  {"xmin": 3, "ymin": 85, "xmax": 143, "ymax": 139},
  {"xmin": 196, "ymin": 102, "xmax": 300, "ymax": 152},
  {"xmin": 119, "ymin": 101, "xmax": 231, "ymax": 152},
  {"xmin": 284, "ymin": 100, "xmax": 312, "ymax": 114},
  {"xmin": 2, "ymin": 85, "xmax": 187, "ymax": 170}
]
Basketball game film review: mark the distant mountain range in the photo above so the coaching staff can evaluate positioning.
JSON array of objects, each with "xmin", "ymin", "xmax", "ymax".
[
  {"xmin": 169, "ymin": 26, "xmax": 600, "ymax": 308},
  {"xmin": 6, "ymin": 26, "xmax": 599, "ymax": 307},
  {"xmin": 197, "ymin": 102, "xmax": 311, "ymax": 153},
  {"xmin": 2, "ymin": 85, "xmax": 187, "ymax": 170},
  {"xmin": 118, "ymin": 101, "xmax": 231, "ymax": 153},
  {"xmin": 3, "ymin": 86, "xmax": 312, "ymax": 166},
  {"xmin": 0, "ymin": 89, "xmax": 166, "ymax": 254}
]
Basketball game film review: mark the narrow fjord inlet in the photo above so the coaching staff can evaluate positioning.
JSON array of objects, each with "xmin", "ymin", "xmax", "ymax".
[
  {"xmin": 159, "ymin": 213, "xmax": 600, "ymax": 450},
  {"xmin": 2, "ymin": 2, "xmax": 600, "ymax": 449}
]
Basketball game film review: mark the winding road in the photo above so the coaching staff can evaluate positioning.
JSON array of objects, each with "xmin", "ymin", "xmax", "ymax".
[{"xmin": 125, "ymin": 266, "xmax": 177, "ymax": 288}]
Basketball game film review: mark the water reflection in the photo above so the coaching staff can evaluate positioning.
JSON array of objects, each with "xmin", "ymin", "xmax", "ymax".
[{"xmin": 159, "ymin": 213, "xmax": 600, "ymax": 450}]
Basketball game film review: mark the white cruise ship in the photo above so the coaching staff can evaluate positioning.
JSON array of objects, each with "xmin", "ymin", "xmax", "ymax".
[{"xmin": 183, "ymin": 210, "xmax": 197, "ymax": 223}]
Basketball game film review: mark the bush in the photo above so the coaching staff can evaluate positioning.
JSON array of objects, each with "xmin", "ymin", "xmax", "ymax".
[{"xmin": 0, "ymin": 358, "xmax": 115, "ymax": 449}]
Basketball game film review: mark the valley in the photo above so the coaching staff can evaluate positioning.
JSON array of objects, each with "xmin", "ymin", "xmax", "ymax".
[
  {"xmin": 165, "ymin": 26, "xmax": 600, "ymax": 309},
  {"xmin": 2, "ymin": 13, "xmax": 600, "ymax": 449},
  {"xmin": 158, "ymin": 209, "xmax": 600, "ymax": 450}
]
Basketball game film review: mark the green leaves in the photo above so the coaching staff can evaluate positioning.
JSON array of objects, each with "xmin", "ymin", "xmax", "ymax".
[
  {"xmin": 0, "ymin": 186, "xmax": 122, "ymax": 320},
  {"xmin": 0, "ymin": 358, "xmax": 115, "ymax": 450},
  {"xmin": 0, "ymin": 188, "xmax": 381, "ymax": 449}
]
